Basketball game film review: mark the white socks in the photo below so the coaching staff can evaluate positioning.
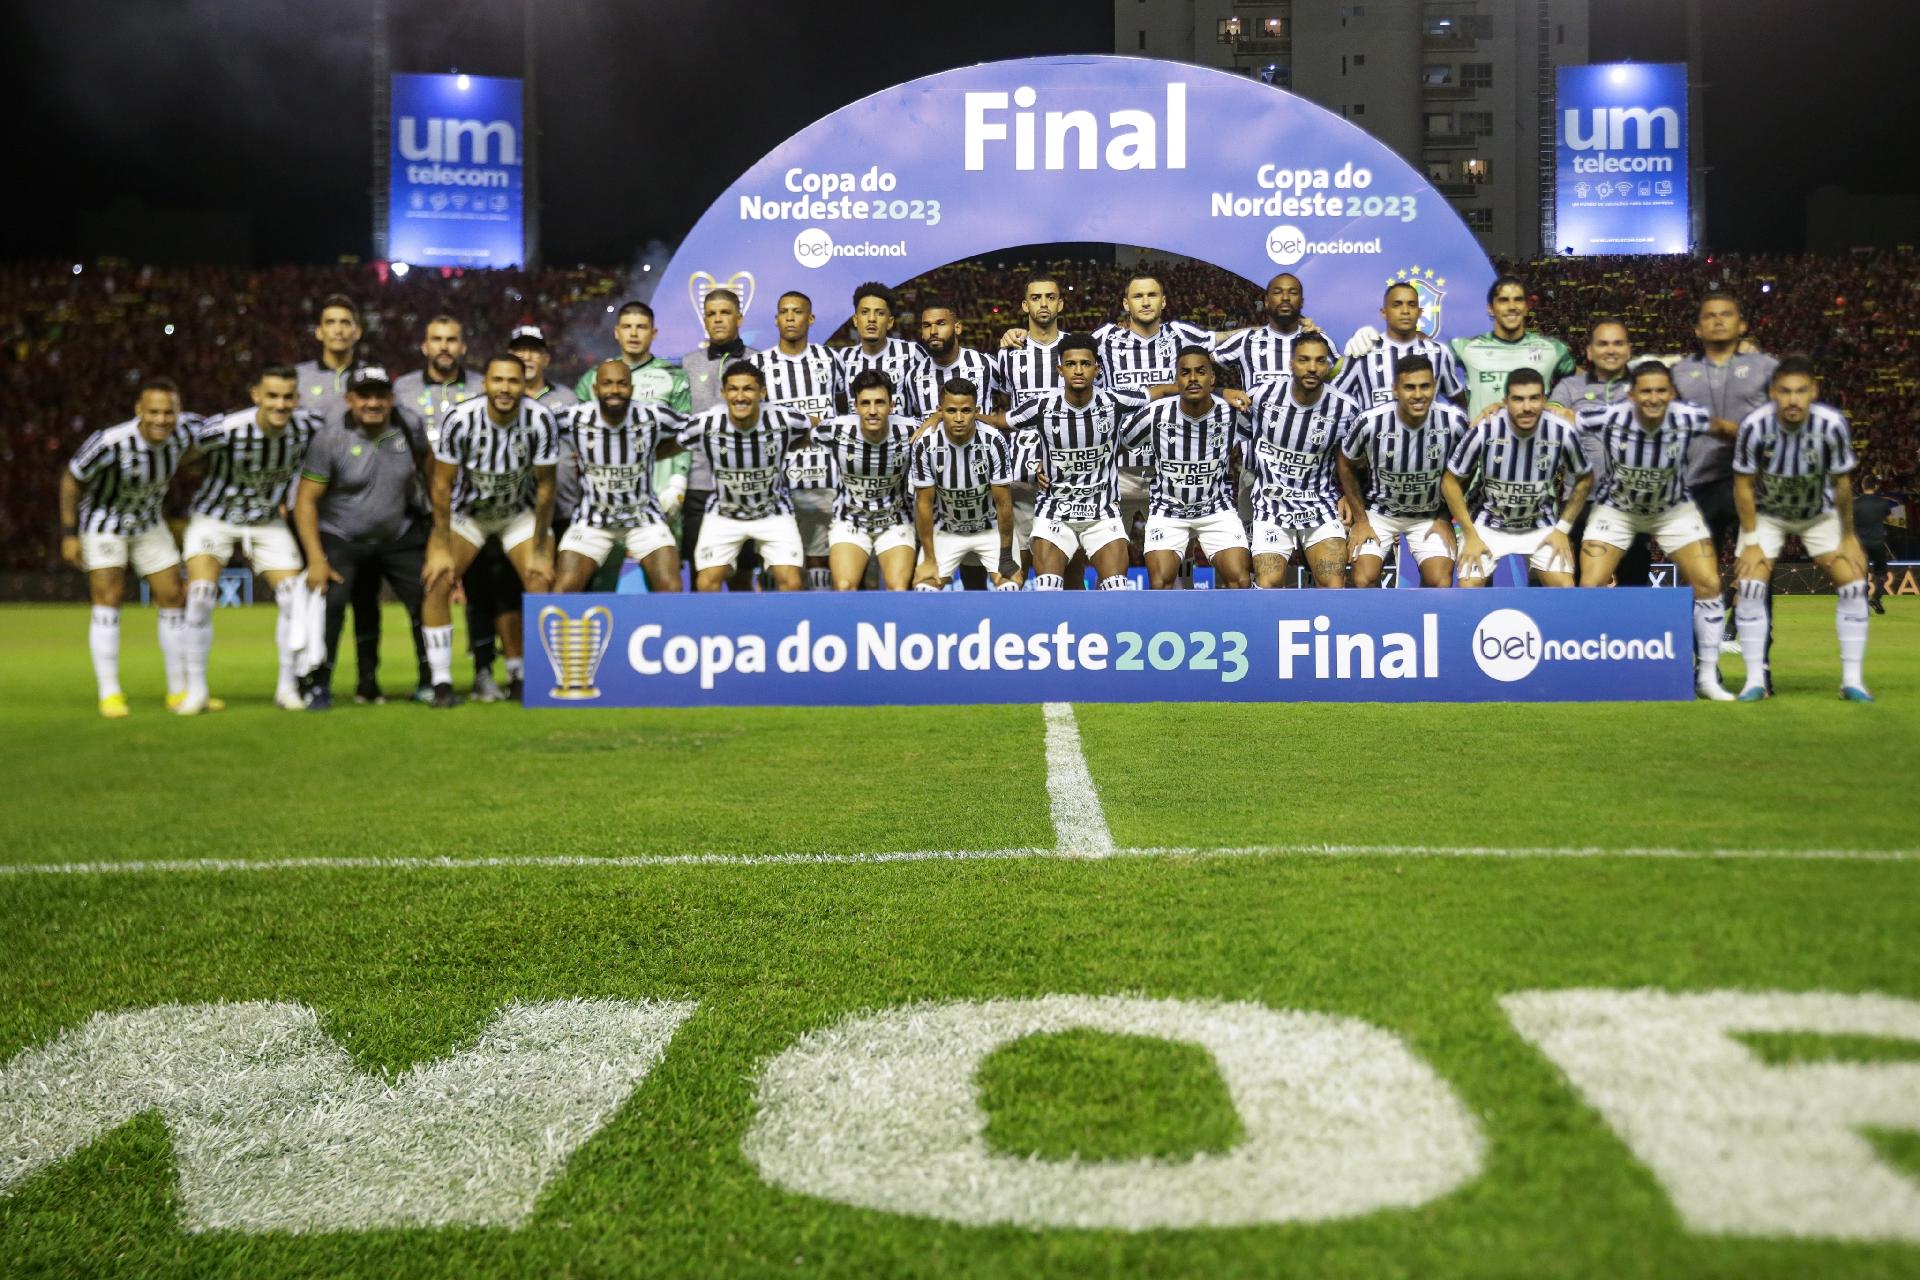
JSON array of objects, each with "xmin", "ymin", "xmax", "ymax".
[
  {"xmin": 1836, "ymin": 580, "xmax": 1869, "ymax": 690},
  {"xmin": 1734, "ymin": 579, "xmax": 1770, "ymax": 694},
  {"xmin": 806, "ymin": 567, "xmax": 831, "ymax": 591},
  {"xmin": 1097, "ymin": 575, "xmax": 1130, "ymax": 591},
  {"xmin": 157, "ymin": 608, "xmax": 187, "ymax": 699},
  {"xmin": 273, "ymin": 580, "xmax": 299, "ymax": 692},
  {"xmin": 185, "ymin": 578, "xmax": 216, "ymax": 703},
  {"xmin": 90, "ymin": 606, "xmax": 121, "ymax": 698},
  {"xmin": 1691, "ymin": 596, "xmax": 1724, "ymax": 679},
  {"xmin": 425, "ymin": 625, "xmax": 454, "ymax": 686},
  {"xmin": 504, "ymin": 656, "xmax": 524, "ymax": 681},
  {"xmin": 1032, "ymin": 573, "xmax": 1065, "ymax": 591}
]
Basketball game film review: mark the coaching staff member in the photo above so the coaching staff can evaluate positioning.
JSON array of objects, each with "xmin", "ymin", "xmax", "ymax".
[{"xmin": 291, "ymin": 365, "xmax": 430, "ymax": 710}]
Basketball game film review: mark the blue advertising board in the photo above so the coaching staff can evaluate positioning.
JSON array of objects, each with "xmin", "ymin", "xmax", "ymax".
[
  {"xmin": 389, "ymin": 73, "xmax": 524, "ymax": 268},
  {"xmin": 524, "ymin": 590, "xmax": 1693, "ymax": 708},
  {"xmin": 1555, "ymin": 63, "xmax": 1689, "ymax": 256},
  {"xmin": 652, "ymin": 56, "xmax": 1493, "ymax": 356}
]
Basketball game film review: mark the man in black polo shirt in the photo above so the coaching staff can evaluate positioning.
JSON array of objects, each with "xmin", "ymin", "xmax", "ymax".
[{"xmin": 291, "ymin": 366, "xmax": 431, "ymax": 710}]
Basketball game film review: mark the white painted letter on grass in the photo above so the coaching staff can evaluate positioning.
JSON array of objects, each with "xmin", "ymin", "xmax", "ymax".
[
  {"xmin": 0, "ymin": 998, "xmax": 695, "ymax": 1233},
  {"xmin": 743, "ymin": 994, "xmax": 1483, "ymax": 1230},
  {"xmin": 1503, "ymin": 988, "xmax": 1920, "ymax": 1242}
]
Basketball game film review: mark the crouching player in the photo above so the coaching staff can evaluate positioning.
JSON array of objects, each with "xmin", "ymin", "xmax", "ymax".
[
  {"xmin": 911, "ymin": 379, "xmax": 1019, "ymax": 589},
  {"xmin": 1337, "ymin": 354, "xmax": 1470, "ymax": 588},
  {"xmin": 1575, "ymin": 360, "xmax": 1737, "ymax": 699},
  {"xmin": 1730, "ymin": 356, "xmax": 1873, "ymax": 701},
  {"xmin": 1442, "ymin": 369, "xmax": 1592, "ymax": 587},
  {"xmin": 1121, "ymin": 346, "xmax": 1252, "ymax": 589},
  {"xmin": 553, "ymin": 360, "xmax": 685, "ymax": 594},
  {"xmin": 677, "ymin": 361, "xmax": 815, "ymax": 592},
  {"xmin": 817, "ymin": 370, "xmax": 921, "ymax": 590}
]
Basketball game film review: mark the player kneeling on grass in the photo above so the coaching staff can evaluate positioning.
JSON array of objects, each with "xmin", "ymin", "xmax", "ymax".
[
  {"xmin": 1730, "ymin": 356, "xmax": 1873, "ymax": 702},
  {"xmin": 421, "ymin": 355, "xmax": 559, "ymax": 708},
  {"xmin": 1241, "ymin": 333, "xmax": 1360, "ymax": 588},
  {"xmin": 911, "ymin": 379, "xmax": 1019, "ymax": 590},
  {"xmin": 1442, "ymin": 368, "xmax": 1593, "ymax": 588},
  {"xmin": 1574, "ymin": 361, "xmax": 1738, "ymax": 700},
  {"xmin": 1121, "ymin": 346, "xmax": 1252, "ymax": 589},
  {"xmin": 59, "ymin": 379, "xmax": 196, "ymax": 718},
  {"xmin": 678, "ymin": 362, "xmax": 814, "ymax": 593},
  {"xmin": 1337, "ymin": 354, "xmax": 1469, "ymax": 589},
  {"xmin": 182, "ymin": 364, "xmax": 322, "ymax": 713},
  {"xmin": 553, "ymin": 361, "xmax": 686, "ymax": 595},
  {"xmin": 817, "ymin": 369, "xmax": 921, "ymax": 590}
]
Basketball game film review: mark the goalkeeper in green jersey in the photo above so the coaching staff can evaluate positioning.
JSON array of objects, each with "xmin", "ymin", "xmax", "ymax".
[{"xmin": 1452, "ymin": 276, "xmax": 1576, "ymax": 420}]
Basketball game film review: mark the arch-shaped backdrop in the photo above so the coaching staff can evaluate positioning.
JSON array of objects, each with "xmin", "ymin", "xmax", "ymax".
[{"xmin": 652, "ymin": 55, "xmax": 1494, "ymax": 357}]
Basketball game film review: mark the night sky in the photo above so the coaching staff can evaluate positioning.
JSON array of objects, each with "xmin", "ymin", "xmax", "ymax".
[{"xmin": 11, "ymin": 0, "xmax": 1915, "ymax": 265}]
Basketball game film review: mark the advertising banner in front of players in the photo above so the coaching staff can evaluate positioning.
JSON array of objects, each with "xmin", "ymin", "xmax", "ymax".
[
  {"xmin": 1555, "ymin": 63, "xmax": 1689, "ymax": 256},
  {"xmin": 389, "ymin": 73, "xmax": 524, "ymax": 268},
  {"xmin": 652, "ymin": 55, "xmax": 1494, "ymax": 355},
  {"xmin": 525, "ymin": 590, "xmax": 1694, "ymax": 708}
]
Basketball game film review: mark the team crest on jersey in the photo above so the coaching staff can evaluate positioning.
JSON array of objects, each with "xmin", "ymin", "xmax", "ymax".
[
  {"xmin": 1385, "ymin": 266, "xmax": 1446, "ymax": 337},
  {"xmin": 689, "ymin": 271, "xmax": 756, "ymax": 324}
]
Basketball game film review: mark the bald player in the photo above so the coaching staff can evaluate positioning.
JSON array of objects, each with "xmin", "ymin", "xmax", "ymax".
[{"xmin": 553, "ymin": 361, "xmax": 685, "ymax": 594}]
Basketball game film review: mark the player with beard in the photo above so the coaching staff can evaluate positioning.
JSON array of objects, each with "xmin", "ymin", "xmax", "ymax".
[
  {"xmin": 1213, "ymin": 273, "xmax": 1326, "ymax": 394},
  {"xmin": 1442, "ymin": 369, "xmax": 1593, "ymax": 588},
  {"xmin": 1339, "ymin": 355, "xmax": 1471, "ymax": 589},
  {"xmin": 1242, "ymin": 333, "xmax": 1362, "ymax": 588},
  {"xmin": 553, "ymin": 361, "xmax": 685, "ymax": 594},
  {"xmin": 996, "ymin": 274, "xmax": 1071, "ymax": 582}
]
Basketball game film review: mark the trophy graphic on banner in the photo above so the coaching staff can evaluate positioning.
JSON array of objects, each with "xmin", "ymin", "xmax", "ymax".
[{"xmin": 538, "ymin": 604, "xmax": 614, "ymax": 700}]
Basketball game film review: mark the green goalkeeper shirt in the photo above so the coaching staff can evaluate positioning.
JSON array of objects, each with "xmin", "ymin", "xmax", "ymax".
[{"xmin": 1451, "ymin": 330, "xmax": 1577, "ymax": 419}]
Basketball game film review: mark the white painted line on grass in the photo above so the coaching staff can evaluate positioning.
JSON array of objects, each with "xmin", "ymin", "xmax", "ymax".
[
  {"xmin": 2, "ymin": 842, "xmax": 1915, "ymax": 879},
  {"xmin": 1042, "ymin": 701, "xmax": 1114, "ymax": 858}
]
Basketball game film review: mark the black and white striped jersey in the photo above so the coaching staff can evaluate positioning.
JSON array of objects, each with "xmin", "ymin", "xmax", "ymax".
[
  {"xmin": 1240, "ymin": 381, "xmax": 1362, "ymax": 527},
  {"xmin": 1334, "ymin": 335, "xmax": 1465, "ymax": 408},
  {"xmin": 1119, "ymin": 395, "xmax": 1245, "ymax": 520},
  {"xmin": 676, "ymin": 404, "xmax": 814, "ymax": 520},
  {"xmin": 1093, "ymin": 319, "xmax": 1214, "ymax": 395},
  {"xmin": 557, "ymin": 401, "xmax": 683, "ymax": 528},
  {"xmin": 996, "ymin": 332, "xmax": 1066, "ymax": 412},
  {"xmin": 1446, "ymin": 410, "xmax": 1591, "ymax": 531},
  {"xmin": 67, "ymin": 417, "xmax": 198, "ymax": 535},
  {"xmin": 432, "ymin": 396, "xmax": 560, "ymax": 522},
  {"xmin": 833, "ymin": 338, "xmax": 931, "ymax": 419},
  {"xmin": 189, "ymin": 407, "xmax": 322, "ymax": 525},
  {"xmin": 1339, "ymin": 401, "xmax": 1472, "ymax": 518},
  {"xmin": 813, "ymin": 414, "xmax": 920, "ymax": 532},
  {"xmin": 1213, "ymin": 324, "xmax": 1319, "ymax": 392},
  {"xmin": 754, "ymin": 344, "xmax": 839, "ymax": 492},
  {"xmin": 911, "ymin": 348, "xmax": 1001, "ymax": 420},
  {"xmin": 909, "ymin": 425, "xmax": 1013, "ymax": 536},
  {"xmin": 1577, "ymin": 401, "xmax": 1712, "ymax": 517},
  {"xmin": 1732, "ymin": 402, "xmax": 1857, "ymax": 521},
  {"xmin": 1006, "ymin": 386, "xmax": 1151, "ymax": 523}
]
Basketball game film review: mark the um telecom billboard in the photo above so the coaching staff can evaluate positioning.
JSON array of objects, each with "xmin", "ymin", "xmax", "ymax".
[
  {"xmin": 389, "ymin": 73, "xmax": 525, "ymax": 268},
  {"xmin": 1555, "ymin": 63, "xmax": 1689, "ymax": 256}
]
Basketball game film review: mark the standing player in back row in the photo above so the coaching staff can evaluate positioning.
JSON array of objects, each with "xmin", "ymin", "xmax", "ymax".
[
  {"xmin": 1730, "ymin": 357, "xmax": 1873, "ymax": 702},
  {"xmin": 181, "ymin": 364, "xmax": 323, "ymax": 714},
  {"xmin": 754, "ymin": 291, "xmax": 840, "ymax": 590},
  {"xmin": 1442, "ymin": 369, "xmax": 1592, "ymax": 587},
  {"xmin": 835, "ymin": 282, "xmax": 931, "ymax": 419},
  {"xmin": 58, "ymin": 379, "xmax": 197, "ymax": 717},
  {"xmin": 1338, "ymin": 355, "xmax": 1471, "ymax": 588},
  {"xmin": 996, "ymin": 274, "xmax": 1071, "ymax": 580},
  {"xmin": 1213, "ymin": 272, "xmax": 1325, "ymax": 394},
  {"xmin": 1122, "ymin": 346, "xmax": 1252, "ymax": 590},
  {"xmin": 1452, "ymin": 276, "xmax": 1576, "ymax": 421},
  {"xmin": 1337, "ymin": 281, "xmax": 1466, "ymax": 410},
  {"xmin": 1242, "ymin": 333, "xmax": 1362, "ymax": 588}
]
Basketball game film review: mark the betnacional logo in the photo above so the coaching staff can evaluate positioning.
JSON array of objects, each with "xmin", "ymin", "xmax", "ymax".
[
  {"xmin": 539, "ymin": 604, "xmax": 614, "ymax": 700},
  {"xmin": 1472, "ymin": 606, "xmax": 1679, "ymax": 683},
  {"xmin": 790, "ymin": 228, "xmax": 908, "ymax": 269},
  {"xmin": 688, "ymin": 271, "xmax": 757, "ymax": 323}
]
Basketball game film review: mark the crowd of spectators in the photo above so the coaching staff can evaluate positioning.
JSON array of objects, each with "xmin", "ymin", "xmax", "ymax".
[{"xmin": 4, "ymin": 250, "xmax": 1913, "ymax": 572}]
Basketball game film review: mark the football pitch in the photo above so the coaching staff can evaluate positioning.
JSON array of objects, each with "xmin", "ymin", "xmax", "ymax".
[{"xmin": 2, "ymin": 597, "xmax": 1916, "ymax": 1278}]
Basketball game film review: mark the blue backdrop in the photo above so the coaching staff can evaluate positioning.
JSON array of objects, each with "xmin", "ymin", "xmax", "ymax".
[
  {"xmin": 651, "ymin": 56, "xmax": 1493, "ymax": 356},
  {"xmin": 389, "ymin": 73, "xmax": 525, "ymax": 268},
  {"xmin": 524, "ymin": 590, "xmax": 1694, "ymax": 708},
  {"xmin": 1555, "ymin": 63, "xmax": 1689, "ymax": 256}
]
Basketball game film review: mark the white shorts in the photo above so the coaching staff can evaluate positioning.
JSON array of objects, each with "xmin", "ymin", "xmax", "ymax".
[
  {"xmin": 1145, "ymin": 510, "xmax": 1249, "ymax": 559},
  {"xmin": 1463, "ymin": 526, "xmax": 1572, "ymax": 580},
  {"xmin": 694, "ymin": 512, "xmax": 805, "ymax": 570},
  {"xmin": 791, "ymin": 489, "xmax": 834, "ymax": 558},
  {"xmin": 558, "ymin": 519, "xmax": 676, "ymax": 563},
  {"xmin": 828, "ymin": 520, "xmax": 916, "ymax": 558},
  {"xmin": 450, "ymin": 508, "xmax": 540, "ymax": 554},
  {"xmin": 1584, "ymin": 502, "xmax": 1711, "ymax": 552},
  {"xmin": 1032, "ymin": 514, "xmax": 1129, "ymax": 558},
  {"xmin": 183, "ymin": 515, "xmax": 303, "ymax": 572},
  {"xmin": 1010, "ymin": 483, "xmax": 1036, "ymax": 556},
  {"xmin": 1252, "ymin": 518, "xmax": 1346, "ymax": 557},
  {"xmin": 1353, "ymin": 510, "xmax": 1455, "ymax": 565},
  {"xmin": 1747, "ymin": 510, "xmax": 1845, "ymax": 561},
  {"xmin": 81, "ymin": 523, "xmax": 181, "ymax": 577},
  {"xmin": 934, "ymin": 529, "xmax": 1003, "ymax": 579}
]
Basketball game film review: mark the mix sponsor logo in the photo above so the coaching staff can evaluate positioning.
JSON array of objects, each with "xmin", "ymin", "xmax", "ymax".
[
  {"xmin": 1471, "ymin": 607, "xmax": 1677, "ymax": 683},
  {"xmin": 1265, "ymin": 224, "xmax": 1383, "ymax": 267},
  {"xmin": 793, "ymin": 227, "xmax": 909, "ymax": 269}
]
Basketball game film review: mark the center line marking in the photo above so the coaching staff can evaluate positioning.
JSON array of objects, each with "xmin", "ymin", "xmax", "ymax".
[{"xmin": 1042, "ymin": 702, "xmax": 1114, "ymax": 859}]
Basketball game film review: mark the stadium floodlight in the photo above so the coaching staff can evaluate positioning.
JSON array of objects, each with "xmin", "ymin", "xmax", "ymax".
[
  {"xmin": 71, "ymin": 263, "xmax": 82, "ymax": 275},
  {"xmin": 456, "ymin": 74, "xmax": 471, "ymax": 91},
  {"xmin": 391, "ymin": 261, "xmax": 411, "ymax": 278},
  {"xmin": 164, "ymin": 324, "xmax": 175, "ymax": 335}
]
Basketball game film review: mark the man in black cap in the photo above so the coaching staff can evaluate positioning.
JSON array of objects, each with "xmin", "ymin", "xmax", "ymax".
[{"xmin": 290, "ymin": 365, "xmax": 431, "ymax": 710}]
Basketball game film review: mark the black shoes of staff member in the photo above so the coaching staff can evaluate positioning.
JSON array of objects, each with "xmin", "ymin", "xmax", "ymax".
[{"xmin": 430, "ymin": 683, "xmax": 460, "ymax": 710}]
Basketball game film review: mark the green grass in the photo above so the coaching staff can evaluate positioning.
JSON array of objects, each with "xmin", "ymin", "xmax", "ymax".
[{"xmin": 1, "ymin": 598, "xmax": 1915, "ymax": 1277}]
